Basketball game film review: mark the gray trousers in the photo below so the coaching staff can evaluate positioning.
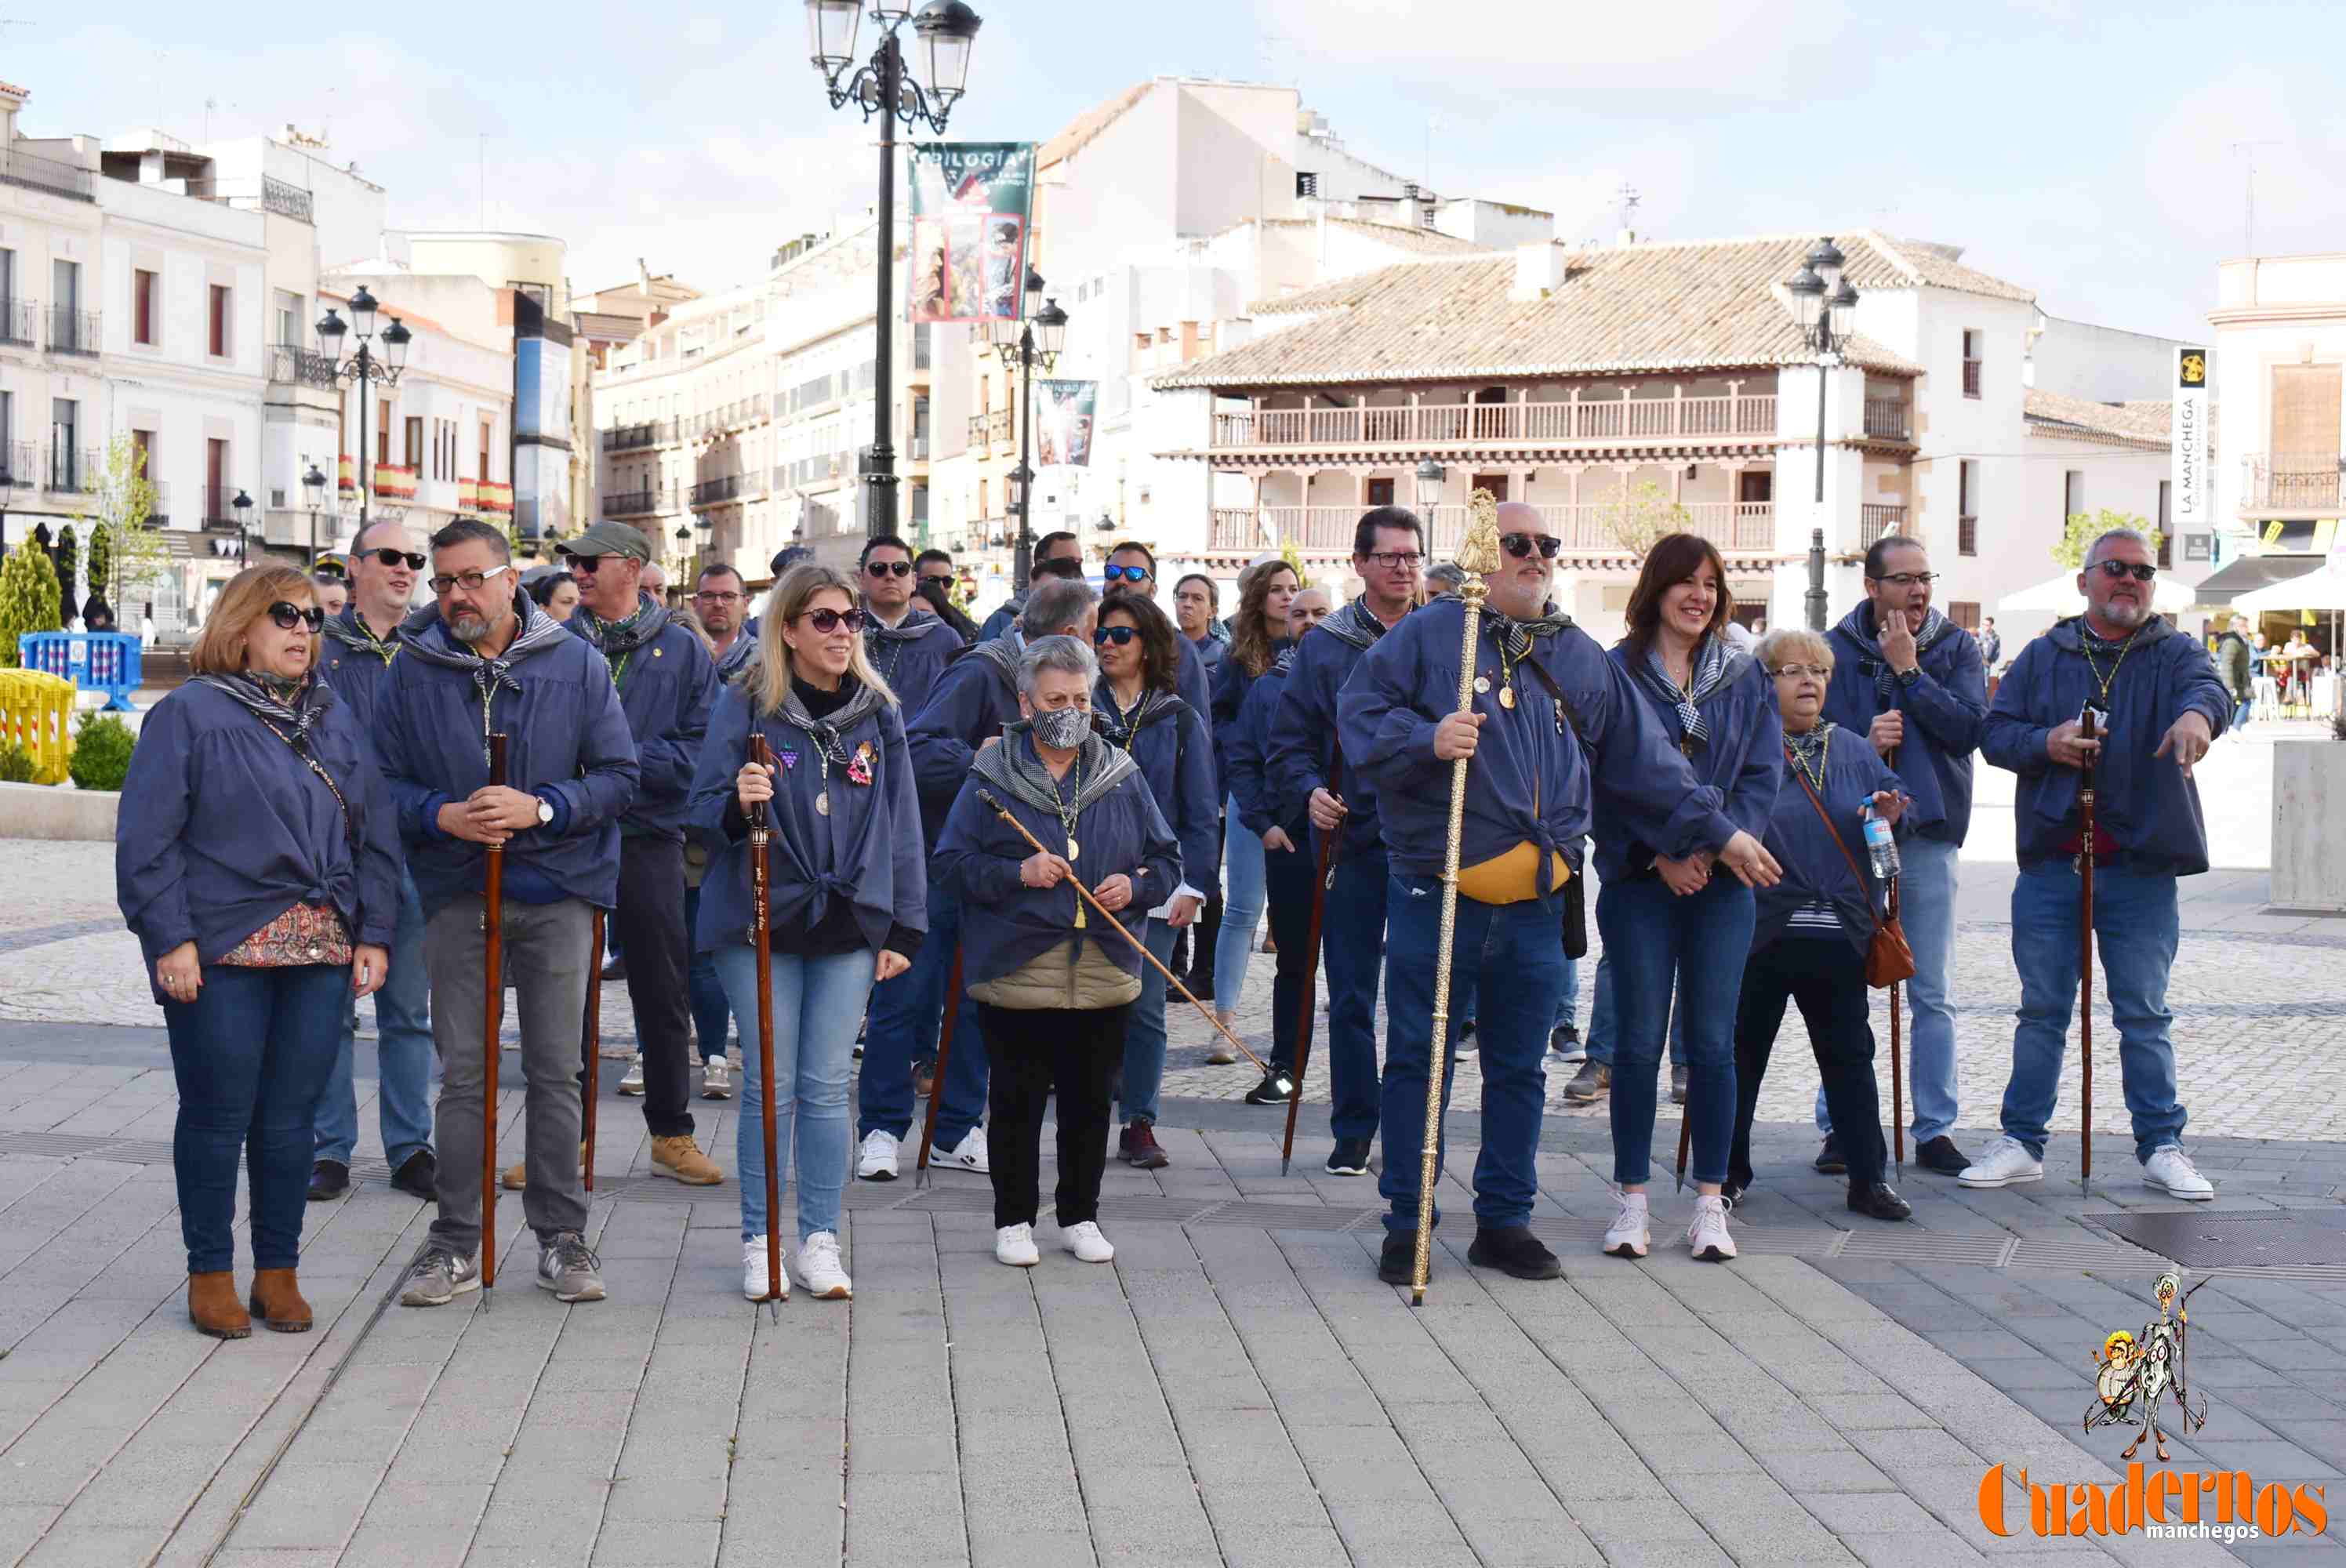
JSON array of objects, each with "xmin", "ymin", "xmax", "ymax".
[{"xmin": 423, "ymin": 893, "xmax": 594, "ymax": 1255}]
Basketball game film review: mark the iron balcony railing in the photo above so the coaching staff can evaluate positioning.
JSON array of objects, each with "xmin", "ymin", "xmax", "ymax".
[
  {"xmin": 47, "ymin": 445, "xmax": 99, "ymax": 495},
  {"xmin": 203, "ymin": 484, "xmax": 245, "ymax": 525},
  {"xmin": 1211, "ymin": 390, "xmax": 1779, "ymax": 448},
  {"xmin": 605, "ymin": 422, "xmax": 660, "ymax": 452},
  {"xmin": 263, "ymin": 176, "xmax": 314, "ymax": 223},
  {"xmin": 1862, "ymin": 397, "xmax": 1912, "ymax": 441},
  {"xmin": 1213, "ymin": 502, "xmax": 1778, "ymax": 556},
  {"xmin": 1860, "ymin": 503, "xmax": 1908, "ymax": 547},
  {"xmin": 48, "ymin": 307, "xmax": 100, "ymax": 358},
  {"xmin": 0, "ymin": 297, "xmax": 35, "ymax": 347},
  {"xmin": 147, "ymin": 481, "xmax": 171, "ymax": 527},
  {"xmin": 690, "ymin": 474, "xmax": 743, "ymax": 506},
  {"xmin": 1, "ymin": 441, "xmax": 37, "ymax": 488},
  {"xmin": 605, "ymin": 487, "xmax": 665, "ymax": 517},
  {"xmin": 2240, "ymin": 453, "xmax": 2345, "ymax": 514},
  {"xmin": 268, "ymin": 343, "xmax": 340, "ymax": 388},
  {"xmin": 0, "ymin": 147, "xmax": 95, "ymax": 202}
]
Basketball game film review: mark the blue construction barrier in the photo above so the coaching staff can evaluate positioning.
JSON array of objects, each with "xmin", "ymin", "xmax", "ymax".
[{"xmin": 17, "ymin": 632, "xmax": 143, "ymax": 711}]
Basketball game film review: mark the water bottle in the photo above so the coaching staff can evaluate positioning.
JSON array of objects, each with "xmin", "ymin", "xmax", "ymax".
[{"xmin": 1861, "ymin": 800, "xmax": 1900, "ymax": 881}]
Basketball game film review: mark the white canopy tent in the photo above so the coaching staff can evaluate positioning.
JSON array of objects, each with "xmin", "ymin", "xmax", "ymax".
[
  {"xmin": 2229, "ymin": 562, "xmax": 2346, "ymax": 613},
  {"xmin": 1996, "ymin": 569, "xmax": 2195, "ymax": 618}
]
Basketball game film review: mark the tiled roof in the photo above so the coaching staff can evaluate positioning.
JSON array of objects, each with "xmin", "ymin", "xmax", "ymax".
[
  {"xmin": 1157, "ymin": 232, "xmax": 1971, "ymax": 390},
  {"xmin": 2024, "ymin": 388, "xmax": 2173, "ymax": 450},
  {"xmin": 1865, "ymin": 236, "xmax": 2037, "ymax": 303},
  {"xmin": 1256, "ymin": 216, "xmax": 1494, "ymax": 257},
  {"xmin": 1039, "ymin": 82, "xmax": 1155, "ymax": 169}
]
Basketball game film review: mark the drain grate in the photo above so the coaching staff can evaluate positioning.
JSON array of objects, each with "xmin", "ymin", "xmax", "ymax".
[{"xmin": 2087, "ymin": 1208, "xmax": 2346, "ymax": 1269}]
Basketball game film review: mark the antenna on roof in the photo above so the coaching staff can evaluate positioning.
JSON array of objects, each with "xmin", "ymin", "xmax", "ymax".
[
  {"xmin": 1614, "ymin": 182, "xmax": 1641, "ymax": 246},
  {"xmin": 2230, "ymin": 140, "xmax": 2282, "ymax": 255}
]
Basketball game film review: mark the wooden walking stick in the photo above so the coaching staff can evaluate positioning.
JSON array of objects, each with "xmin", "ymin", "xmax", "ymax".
[
  {"xmin": 913, "ymin": 944, "xmax": 964, "ymax": 1188},
  {"xmin": 1280, "ymin": 743, "xmax": 1345, "ymax": 1178},
  {"xmin": 481, "ymin": 733, "xmax": 509, "ymax": 1303},
  {"xmin": 972, "ymin": 788, "xmax": 1273, "ymax": 1078},
  {"xmin": 747, "ymin": 733, "xmax": 783, "ymax": 1313},
  {"xmin": 1674, "ymin": 1098, "xmax": 1693, "ymax": 1193},
  {"xmin": 582, "ymin": 910, "xmax": 603, "ymax": 1192},
  {"xmin": 2079, "ymin": 707, "xmax": 2100, "ymax": 1196},
  {"xmin": 1412, "ymin": 494, "xmax": 1504, "ymax": 1306}
]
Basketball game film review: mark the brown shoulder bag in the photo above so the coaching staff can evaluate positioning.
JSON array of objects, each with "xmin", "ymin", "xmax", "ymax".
[{"xmin": 1786, "ymin": 760, "xmax": 1916, "ymax": 989}]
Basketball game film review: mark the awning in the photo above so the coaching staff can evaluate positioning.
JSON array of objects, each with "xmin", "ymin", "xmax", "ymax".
[{"xmin": 2191, "ymin": 554, "xmax": 2326, "ymax": 605}]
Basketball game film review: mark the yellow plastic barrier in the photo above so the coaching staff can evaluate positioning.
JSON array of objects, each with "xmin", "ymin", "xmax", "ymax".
[{"xmin": 0, "ymin": 668, "xmax": 75, "ymax": 785}]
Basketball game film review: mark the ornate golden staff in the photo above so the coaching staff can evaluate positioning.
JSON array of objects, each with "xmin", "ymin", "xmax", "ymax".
[{"xmin": 1412, "ymin": 492, "xmax": 1504, "ymax": 1305}]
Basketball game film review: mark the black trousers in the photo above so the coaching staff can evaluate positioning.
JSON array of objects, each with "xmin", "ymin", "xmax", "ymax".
[
  {"xmin": 979, "ymin": 1002, "xmax": 1130, "ymax": 1229},
  {"xmin": 613, "ymin": 834, "xmax": 695, "ymax": 1140},
  {"xmin": 1262, "ymin": 834, "xmax": 1320, "ymax": 1075},
  {"xmin": 1728, "ymin": 937, "xmax": 1887, "ymax": 1189}
]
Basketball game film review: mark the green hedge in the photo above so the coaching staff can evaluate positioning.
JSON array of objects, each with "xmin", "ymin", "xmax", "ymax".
[{"xmin": 68, "ymin": 712, "xmax": 136, "ymax": 793}]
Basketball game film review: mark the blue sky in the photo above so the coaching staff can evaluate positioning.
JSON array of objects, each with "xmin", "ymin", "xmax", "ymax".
[{"xmin": 12, "ymin": 0, "xmax": 2343, "ymax": 339}]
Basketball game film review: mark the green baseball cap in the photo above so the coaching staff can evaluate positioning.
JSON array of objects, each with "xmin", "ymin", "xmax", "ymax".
[{"xmin": 560, "ymin": 519, "xmax": 654, "ymax": 562}]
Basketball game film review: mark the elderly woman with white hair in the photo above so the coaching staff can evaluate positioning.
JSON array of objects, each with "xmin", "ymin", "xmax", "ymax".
[
  {"xmin": 934, "ymin": 636, "xmax": 1182, "ymax": 1269},
  {"xmin": 1724, "ymin": 626, "xmax": 1914, "ymax": 1221}
]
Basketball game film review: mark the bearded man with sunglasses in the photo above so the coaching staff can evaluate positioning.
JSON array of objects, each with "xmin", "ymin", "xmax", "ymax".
[
  {"xmin": 309, "ymin": 521, "xmax": 439, "ymax": 1203},
  {"xmin": 858, "ymin": 535, "xmax": 964, "ymax": 717},
  {"xmin": 1967, "ymin": 528, "xmax": 2228, "ymax": 1202},
  {"xmin": 1341, "ymin": 501, "xmax": 1778, "ymax": 1284}
]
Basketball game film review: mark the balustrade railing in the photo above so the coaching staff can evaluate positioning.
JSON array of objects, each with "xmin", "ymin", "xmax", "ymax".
[
  {"xmin": 1213, "ymin": 392, "xmax": 1778, "ymax": 448},
  {"xmin": 1216, "ymin": 501, "xmax": 1776, "ymax": 555}
]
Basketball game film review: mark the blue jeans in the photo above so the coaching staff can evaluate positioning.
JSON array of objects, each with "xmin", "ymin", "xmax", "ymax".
[
  {"xmin": 1322, "ymin": 846, "xmax": 1390, "ymax": 1142},
  {"xmin": 1117, "ymin": 919, "xmax": 1180, "ymax": 1126},
  {"xmin": 1554, "ymin": 955, "xmax": 1582, "ymax": 1033},
  {"xmin": 165, "ymin": 964, "xmax": 350, "ymax": 1273},
  {"xmin": 1378, "ymin": 874, "xmax": 1563, "ymax": 1233},
  {"xmin": 2233, "ymin": 697, "xmax": 2254, "ymax": 731},
  {"xmin": 1597, "ymin": 875, "xmax": 1754, "ymax": 1187},
  {"xmin": 2002, "ymin": 862, "xmax": 2186, "ymax": 1163},
  {"xmin": 714, "ymin": 945, "xmax": 869, "ymax": 1241},
  {"xmin": 858, "ymin": 881, "xmax": 988, "ymax": 1149},
  {"xmin": 1211, "ymin": 798, "xmax": 1268, "ymax": 1015},
  {"xmin": 315, "ymin": 869, "xmax": 436, "ymax": 1167},
  {"xmin": 1814, "ymin": 837, "xmax": 1958, "ymax": 1142},
  {"xmin": 1585, "ymin": 953, "xmax": 1687, "ymax": 1069},
  {"xmin": 683, "ymin": 886, "xmax": 735, "ymax": 1062}
]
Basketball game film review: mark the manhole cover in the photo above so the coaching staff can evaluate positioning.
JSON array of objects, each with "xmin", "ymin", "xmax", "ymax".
[{"xmin": 2089, "ymin": 1208, "xmax": 2346, "ymax": 1269}]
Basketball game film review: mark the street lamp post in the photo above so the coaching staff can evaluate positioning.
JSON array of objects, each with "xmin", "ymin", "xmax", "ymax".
[
  {"xmin": 301, "ymin": 463, "xmax": 328, "ymax": 568},
  {"xmin": 233, "ymin": 489, "xmax": 256, "ymax": 561},
  {"xmin": 316, "ymin": 285, "xmax": 413, "ymax": 544},
  {"xmin": 1785, "ymin": 238, "xmax": 1859, "ymax": 507},
  {"xmin": 990, "ymin": 269, "xmax": 1066, "ymax": 593},
  {"xmin": 806, "ymin": 0, "xmax": 984, "ymax": 543}
]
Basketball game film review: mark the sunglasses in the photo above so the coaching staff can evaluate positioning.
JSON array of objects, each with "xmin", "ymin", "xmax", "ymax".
[
  {"xmin": 793, "ymin": 607, "xmax": 868, "ymax": 634},
  {"xmin": 1102, "ymin": 564, "xmax": 1150, "ymax": 583},
  {"xmin": 367, "ymin": 548, "xmax": 427, "ymax": 571},
  {"xmin": 1093, "ymin": 624, "xmax": 1139, "ymax": 646},
  {"xmin": 561, "ymin": 553, "xmax": 635, "ymax": 574},
  {"xmin": 865, "ymin": 560, "xmax": 914, "ymax": 578},
  {"xmin": 267, "ymin": 601, "xmax": 326, "ymax": 633},
  {"xmin": 2094, "ymin": 560, "xmax": 2157, "ymax": 583},
  {"xmin": 1500, "ymin": 532, "xmax": 1562, "ymax": 561}
]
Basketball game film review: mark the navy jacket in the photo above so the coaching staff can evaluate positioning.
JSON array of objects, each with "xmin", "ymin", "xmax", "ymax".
[
  {"xmin": 1227, "ymin": 653, "xmax": 1309, "ymax": 844},
  {"xmin": 318, "ymin": 606, "xmax": 407, "ymax": 741},
  {"xmin": 379, "ymin": 597, "xmax": 641, "ymax": 915},
  {"xmin": 1592, "ymin": 642, "xmax": 1782, "ymax": 884},
  {"xmin": 1983, "ymin": 616, "xmax": 2230, "ymax": 877},
  {"xmin": 1269, "ymin": 604, "xmax": 1394, "ymax": 861},
  {"xmin": 1753, "ymin": 727, "xmax": 1906, "ymax": 958},
  {"xmin": 976, "ymin": 601, "xmax": 1020, "ymax": 644},
  {"xmin": 1211, "ymin": 637, "xmax": 1291, "ymax": 798},
  {"xmin": 117, "ymin": 680, "xmax": 403, "ymax": 993},
  {"xmin": 572, "ymin": 593, "xmax": 717, "ymax": 843},
  {"xmin": 933, "ymin": 731, "xmax": 1181, "ymax": 988},
  {"xmin": 1092, "ymin": 682, "xmax": 1215, "ymax": 903},
  {"xmin": 1342, "ymin": 599, "xmax": 1736, "ymax": 884},
  {"xmin": 1824, "ymin": 605, "xmax": 1988, "ymax": 846},
  {"xmin": 687, "ymin": 681, "xmax": 927, "ymax": 959},
  {"xmin": 863, "ymin": 607, "xmax": 964, "ymax": 719},
  {"xmin": 1190, "ymin": 631, "xmax": 1228, "ymax": 682},
  {"xmin": 906, "ymin": 636, "xmax": 1025, "ymax": 848}
]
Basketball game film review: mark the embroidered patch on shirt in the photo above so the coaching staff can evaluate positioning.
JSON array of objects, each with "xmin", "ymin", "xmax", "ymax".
[
  {"xmin": 848, "ymin": 741, "xmax": 875, "ymax": 786},
  {"xmin": 777, "ymin": 744, "xmax": 799, "ymax": 770}
]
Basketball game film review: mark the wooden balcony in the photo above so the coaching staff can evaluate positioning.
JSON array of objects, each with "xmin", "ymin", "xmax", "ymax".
[
  {"xmin": 1211, "ymin": 392, "xmax": 1778, "ymax": 451},
  {"xmin": 1211, "ymin": 502, "xmax": 1776, "ymax": 556}
]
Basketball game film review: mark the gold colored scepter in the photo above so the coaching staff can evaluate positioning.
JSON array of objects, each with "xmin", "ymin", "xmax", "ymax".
[{"xmin": 1412, "ymin": 492, "xmax": 1505, "ymax": 1306}]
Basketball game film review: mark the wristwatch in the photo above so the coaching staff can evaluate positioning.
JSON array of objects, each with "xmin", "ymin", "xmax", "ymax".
[
  {"xmin": 1896, "ymin": 666, "xmax": 1922, "ymax": 686},
  {"xmin": 535, "ymin": 797, "xmax": 555, "ymax": 826}
]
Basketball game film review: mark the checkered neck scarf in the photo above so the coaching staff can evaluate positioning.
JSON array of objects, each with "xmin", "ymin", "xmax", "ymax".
[
  {"xmin": 1837, "ymin": 603, "xmax": 1951, "ymax": 701},
  {"xmin": 1634, "ymin": 635, "xmax": 1739, "ymax": 749},
  {"xmin": 1490, "ymin": 604, "xmax": 1576, "ymax": 664},
  {"xmin": 1783, "ymin": 720, "xmax": 1836, "ymax": 775},
  {"xmin": 194, "ymin": 670, "xmax": 334, "ymax": 747}
]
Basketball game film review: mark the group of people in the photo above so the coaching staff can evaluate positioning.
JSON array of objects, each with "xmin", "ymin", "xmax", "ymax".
[{"xmin": 116, "ymin": 498, "xmax": 2232, "ymax": 1338}]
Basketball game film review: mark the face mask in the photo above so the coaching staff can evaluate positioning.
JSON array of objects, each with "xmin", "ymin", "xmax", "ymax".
[{"xmin": 1030, "ymin": 706, "xmax": 1091, "ymax": 750}]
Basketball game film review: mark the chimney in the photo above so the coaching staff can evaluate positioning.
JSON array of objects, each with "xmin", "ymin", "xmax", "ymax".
[
  {"xmin": 1616, "ymin": 228, "xmax": 1638, "ymax": 247},
  {"xmin": 1513, "ymin": 242, "xmax": 1567, "ymax": 303}
]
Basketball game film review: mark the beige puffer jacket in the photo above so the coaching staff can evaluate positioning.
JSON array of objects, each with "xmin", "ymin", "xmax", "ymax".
[{"xmin": 968, "ymin": 935, "xmax": 1142, "ymax": 1011}]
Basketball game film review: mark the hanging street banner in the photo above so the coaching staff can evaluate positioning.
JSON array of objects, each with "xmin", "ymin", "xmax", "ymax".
[
  {"xmin": 908, "ymin": 142, "xmax": 1036, "ymax": 325},
  {"xmin": 2172, "ymin": 347, "xmax": 2210, "ymax": 529},
  {"xmin": 1036, "ymin": 380, "xmax": 1099, "ymax": 468}
]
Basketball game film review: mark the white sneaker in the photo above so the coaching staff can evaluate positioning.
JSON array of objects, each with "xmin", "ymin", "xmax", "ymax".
[
  {"xmin": 2144, "ymin": 1145, "xmax": 2214, "ymax": 1201},
  {"xmin": 1604, "ymin": 1191, "xmax": 1650, "ymax": 1259},
  {"xmin": 794, "ymin": 1232, "xmax": 853, "ymax": 1298},
  {"xmin": 995, "ymin": 1223, "xmax": 1040, "ymax": 1267},
  {"xmin": 1207, "ymin": 1014, "xmax": 1238, "ymax": 1065},
  {"xmin": 1062, "ymin": 1221, "xmax": 1114, "ymax": 1264},
  {"xmin": 1958, "ymin": 1135, "xmax": 2045, "ymax": 1189},
  {"xmin": 701, "ymin": 1056, "xmax": 732, "ymax": 1099},
  {"xmin": 617, "ymin": 1053, "xmax": 646, "ymax": 1096},
  {"xmin": 855, "ymin": 1129, "xmax": 900, "ymax": 1181},
  {"xmin": 934, "ymin": 1127, "xmax": 990, "ymax": 1174},
  {"xmin": 741, "ymin": 1237, "xmax": 789, "ymax": 1301},
  {"xmin": 1686, "ymin": 1194, "xmax": 1737, "ymax": 1263}
]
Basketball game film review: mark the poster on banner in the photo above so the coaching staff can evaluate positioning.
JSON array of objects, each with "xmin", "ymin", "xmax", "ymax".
[
  {"xmin": 1035, "ymin": 379, "xmax": 1099, "ymax": 467},
  {"xmin": 2173, "ymin": 347, "xmax": 2210, "ymax": 528},
  {"xmin": 907, "ymin": 142, "xmax": 1036, "ymax": 325}
]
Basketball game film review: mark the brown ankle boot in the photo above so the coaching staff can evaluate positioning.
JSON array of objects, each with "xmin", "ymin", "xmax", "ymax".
[
  {"xmin": 187, "ymin": 1272, "xmax": 251, "ymax": 1339},
  {"xmin": 248, "ymin": 1268, "xmax": 313, "ymax": 1333}
]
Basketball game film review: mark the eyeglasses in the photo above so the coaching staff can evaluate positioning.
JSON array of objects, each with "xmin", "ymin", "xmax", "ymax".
[
  {"xmin": 1772, "ymin": 663, "xmax": 1832, "ymax": 681},
  {"xmin": 2094, "ymin": 560, "xmax": 2158, "ymax": 583},
  {"xmin": 865, "ymin": 559, "xmax": 914, "ymax": 578},
  {"xmin": 428, "ymin": 564, "xmax": 518, "ymax": 594},
  {"xmin": 1093, "ymin": 624, "xmax": 1139, "ymax": 646},
  {"xmin": 792, "ymin": 607, "xmax": 868, "ymax": 634},
  {"xmin": 693, "ymin": 590, "xmax": 744, "ymax": 606},
  {"xmin": 267, "ymin": 601, "xmax": 327, "ymax": 632},
  {"xmin": 1870, "ymin": 572, "xmax": 1937, "ymax": 587},
  {"xmin": 1499, "ymin": 532, "xmax": 1562, "ymax": 561},
  {"xmin": 1364, "ymin": 551, "xmax": 1424, "ymax": 570},
  {"xmin": 1102, "ymin": 564, "xmax": 1151, "ymax": 583},
  {"xmin": 367, "ymin": 548, "xmax": 427, "ymax": 571}
]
